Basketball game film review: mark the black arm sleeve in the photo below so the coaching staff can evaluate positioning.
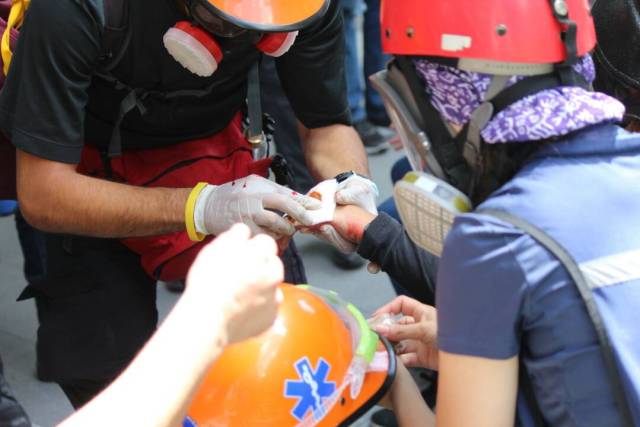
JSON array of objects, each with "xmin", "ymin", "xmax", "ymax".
[
  {"xmin": 357, "ymin": 213, "xmax": 438, "ymax": 305},
  {"xmin": 275, "ymin": 0, "xmax": 351, "ymax": 129},
  {"xmin": 0, "ymin": 0, "xmax": 103, "ymax": 163}
]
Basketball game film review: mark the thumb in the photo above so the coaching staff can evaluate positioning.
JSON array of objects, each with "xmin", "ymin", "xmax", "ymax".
[{"xmin": 374, "ymin": 322, "xmax": 424, "ymax": 342}]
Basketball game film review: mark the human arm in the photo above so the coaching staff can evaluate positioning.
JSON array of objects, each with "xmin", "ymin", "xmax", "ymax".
[
  {"xmin": 382, "ymin": 360, "xmax": 435, "ymax": 427},
  {"xmin": 432, "ymin": 213, "xmax": 531, "ymax": 426},
  {"xmin": 58, "ymin": 224, "xmax": 283, "ymax": 427},
  {"xmin": 436, "ymin": 352, "xmax": 518, "ymax": 427},
  {"xmin": 299, "ymin": 123, "xmax": 369, "ymax": 181},
  {"xmin": 17, "ymin": 150, "xmax": 191, "ymax": 237},
  {"xmin": 330, "ymin": 205, "xmax": 437, "ymax": 302},
  {"xmin": 5, "ymin": 1, "xmax": 316, "ymax": 238}
]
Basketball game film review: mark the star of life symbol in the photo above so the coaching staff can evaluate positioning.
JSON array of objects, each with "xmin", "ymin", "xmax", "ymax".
[
  {"xmin": 284, "ymin": 357, "xmax": 337, "ymax": 422},
  {"xmin": 182, "ymin": 416, "xmax": 197, "ymax": 427}
]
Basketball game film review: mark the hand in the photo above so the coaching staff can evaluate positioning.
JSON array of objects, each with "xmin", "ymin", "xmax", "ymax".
[
  {"xmin": 194, "ymin": 175, "xmax": 321, "ymax": 240},
  {"xmin": 185, "ymin": 223, "xmax": 284, "ymax": 344},
  {"xmin": 314, "ymin": 174, "xmax": 379, "ymax": 253},
  {"xmin": 330, "ymin": 204, "xmax": 377, "ymax": 245},
  {"xmin": 372, "ymin": 295, "xmax": 439, "ymax": 370}
]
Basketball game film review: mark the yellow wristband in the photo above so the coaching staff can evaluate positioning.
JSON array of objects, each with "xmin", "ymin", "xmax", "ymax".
[{"xmin": 185, "ymin": 182, "xmax": 209, "ymax": 242}]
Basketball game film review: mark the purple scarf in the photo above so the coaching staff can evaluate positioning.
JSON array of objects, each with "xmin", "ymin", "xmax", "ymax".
[{"xmin": 413, "ymin": 56, "xmax": 625, "ymax": 143}]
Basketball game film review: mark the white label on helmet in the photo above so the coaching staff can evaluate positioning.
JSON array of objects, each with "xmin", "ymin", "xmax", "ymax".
[{"xmin": 441, "ymin": 34, "xmax": 472, "ymax": 52}]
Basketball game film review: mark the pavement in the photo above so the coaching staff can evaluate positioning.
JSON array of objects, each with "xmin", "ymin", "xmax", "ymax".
[{"xmin": 0, "ymin": 146, "xmax": 404, "ymax": 427}]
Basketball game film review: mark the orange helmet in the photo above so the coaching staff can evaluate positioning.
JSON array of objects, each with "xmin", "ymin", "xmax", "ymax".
[
  {"xmin": 183, "ymin": 284, "xmax": 396, "ymax": 427},
  {"xmin": 381, "ymin": 0, "xmax": 596, "ymax": 74},
  {"xmin": 178, "ymin": 0, "xmax": 330, "ymax": 35}
]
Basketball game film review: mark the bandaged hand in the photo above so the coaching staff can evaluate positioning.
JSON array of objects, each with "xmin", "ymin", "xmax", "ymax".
[
  {"xmin": 188, "ymin": 175, "xmax": 321, "ymax": 241},
  {"xmin": 313, "ymin": 173, "xmax": 379, "ymax": 253}
]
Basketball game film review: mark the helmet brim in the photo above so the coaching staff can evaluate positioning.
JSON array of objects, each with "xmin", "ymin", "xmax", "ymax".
[{"xmin": 201, "ymin": 0, "xmax": 330, "ymax": 32}]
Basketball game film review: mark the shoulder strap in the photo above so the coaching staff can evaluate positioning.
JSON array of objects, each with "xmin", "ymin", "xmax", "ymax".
[
  {"xmin": 99, "ymin": 0, "xmax": 130, "ymax": 72},
  {"xmin": 477, "ymin": 209, "xmax": 634, "ymax": 427},
  {"xmin": 246, "ymin": 61, "xmax": 268, "ymax": 159}
]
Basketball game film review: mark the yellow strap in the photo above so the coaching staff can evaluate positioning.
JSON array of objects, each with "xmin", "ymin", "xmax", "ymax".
[
  {"xmin": 185, "ymin": 182, "xmax": 209, "ymax": 242},
  {"xmin": 2, "ymin": 0, "xmax": 30, "ymax": 76}
]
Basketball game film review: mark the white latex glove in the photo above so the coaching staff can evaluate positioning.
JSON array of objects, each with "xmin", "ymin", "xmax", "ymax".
[
  {"xmin": 193, "ymin": 175, "xmax": 320, "ymax": 239},
  {"xmin": 314, "ymin": 174, "xmax": 379, "ymax": 253}
]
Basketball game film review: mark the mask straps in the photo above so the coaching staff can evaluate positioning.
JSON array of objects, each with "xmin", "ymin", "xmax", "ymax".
[{"xmin": 457, "ymin": 75, "xmax": 510, "ymax": 195}]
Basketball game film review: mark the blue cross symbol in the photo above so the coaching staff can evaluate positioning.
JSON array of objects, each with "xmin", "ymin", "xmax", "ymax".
[
  {"xmin": 284, "ymin": 357, "xmax": 337, "ymax": 422},
  {"xmin": 182, "ymin": 416, "xmax": 197, "ymax": 427}
]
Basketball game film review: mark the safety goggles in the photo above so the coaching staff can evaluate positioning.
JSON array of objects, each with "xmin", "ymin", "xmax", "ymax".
[{"xmin": 184, "ymin": 0, "xmax": 248, "ymax": 37}]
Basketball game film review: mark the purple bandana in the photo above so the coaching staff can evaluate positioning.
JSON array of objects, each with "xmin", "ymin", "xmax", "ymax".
[{"xmin": 413, "ymin": 56, "xmax": 625, "ymax": 143}]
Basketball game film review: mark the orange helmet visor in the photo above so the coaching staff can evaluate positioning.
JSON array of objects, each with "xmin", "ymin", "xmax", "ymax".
[{"xmin": 201, "ymin": 0, "xmax": 330, "ymax": 32}]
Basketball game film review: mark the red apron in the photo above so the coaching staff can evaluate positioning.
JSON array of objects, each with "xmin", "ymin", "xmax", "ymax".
[{"xmin": 77, "ymin": 113, "xmax": 271, "ymax": 281}]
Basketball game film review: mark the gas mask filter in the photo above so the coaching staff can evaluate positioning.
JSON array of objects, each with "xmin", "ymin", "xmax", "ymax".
[
  {"xmin": 394, "ymin": 171, "xmax": 472, "ymax": 257},
  {"xmin": 163, "ymin": 21, "xmax": 298, "ymax": 77}
]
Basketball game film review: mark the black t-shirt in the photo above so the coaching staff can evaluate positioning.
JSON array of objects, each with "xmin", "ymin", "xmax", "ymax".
[{"xmin": 0, "ymin": 0, "xmax": 350, "ymax": 163}]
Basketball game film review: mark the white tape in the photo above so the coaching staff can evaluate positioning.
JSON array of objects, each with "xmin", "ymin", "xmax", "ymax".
[{"xmin": 441, "ymin": 34, "xmax": 472, "ymax": 52}]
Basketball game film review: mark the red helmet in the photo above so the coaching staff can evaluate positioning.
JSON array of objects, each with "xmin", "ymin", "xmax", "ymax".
[{"xmin": 381, "ymin": 0, "xmax": 596, "ymax": 71}]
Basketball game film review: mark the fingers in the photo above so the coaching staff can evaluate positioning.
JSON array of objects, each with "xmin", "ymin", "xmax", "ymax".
[
  {"xmin": 375, "ymin": 322, "xmax": 426, "ymax": 342},
  {"xmin": 185, "ymin": 224, "xmax": 282, "ymax": 299},
  {"xmin": 246, "ymin": 233, "xmax": 279, "ymax": 257},
  {"xmin": 373, "ymin": 295, "xmax": 432, "ymax": 322},
  {"xmin": 395, "ymin": 339, "xmax": 421, "ymax": 355},
  {"xmin": 315, "ymin": 224, "xmax": 357, "ymax": 253},
  {"xmin": 253, "ymin": 209, "xmax": 296, "ymax": 237},
  {"xmin": 262, "ymin": 193, "xmax": 317, "ymax": 226},
  {"xmin": 270, "ymin": 182, "xmax": 323, "ymax": 210},
  {"xmin": 335, "ymin": 180, "xmax": 378, "ymax": 214},
  {"xmin": 292, "ymin": 193, "xmax": 323, "ymax": 210},
  {"xmin": 398, "ymin": 353, "xmax": 422, "ymax": 368},
  {"xmin": 372, "ymin": 295, "xmax": 416, "ymax": 318},
  {"xmin": 192, "ymin": 223, "xmax": 250, "ymax": 266}
]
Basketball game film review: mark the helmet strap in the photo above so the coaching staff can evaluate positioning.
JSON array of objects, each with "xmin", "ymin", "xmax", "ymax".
[{"xmin": 548, "ymin": 0, "xmax": 581, "ymax": 85}]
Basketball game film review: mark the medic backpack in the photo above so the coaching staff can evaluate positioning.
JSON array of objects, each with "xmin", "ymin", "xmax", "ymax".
[{"xmin": 0, "ymin": 0, "xmax": 129, "ymax": 200}]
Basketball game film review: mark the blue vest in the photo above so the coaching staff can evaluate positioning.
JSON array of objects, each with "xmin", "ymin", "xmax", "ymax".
[{"xmin": 481, "ymin": 124, "xmax": 640, "ymax": 425}]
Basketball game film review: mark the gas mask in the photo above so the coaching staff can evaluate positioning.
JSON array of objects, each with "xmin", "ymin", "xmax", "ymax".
[
  {"xmin": 164, "ymin": 0, "xmax": 299, "ymax": 76},
  {"xmin": 372, "ymin": 54, "xmax": 591, "ymax": 257},
  {"xmin": 370, "ymin": 60, "xmax": 475, "ymax": 257}
]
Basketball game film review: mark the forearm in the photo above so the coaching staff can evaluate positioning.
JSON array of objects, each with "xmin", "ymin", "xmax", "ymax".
[
  {"xmin": 389, "ymin": 363, "xmax": 435, "ymax": 427},
  {"xmin": 358, "ymin": 214, "xmax": 438, "ymax": 303},
  {"xmin": 17, "ymin": 150, "xmax": 190, "ymax": 237},
  {"xmin": 299, "ymin": 123, "xmax": 369, "ymax": 180},
  {"xmin": 58, "ymin": 292, "xmax": 227, "ymax": 427}
]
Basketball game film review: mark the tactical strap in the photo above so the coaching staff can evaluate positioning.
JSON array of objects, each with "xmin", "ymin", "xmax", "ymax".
[
  {"xmin": 247, "ymin": 61, "xmax": 263, "ymax": 141},
  {"xmin": 100, "ymin": 0, "xmax": 130, "ymax": 71},
  {"xmin": 478, "ymin": 209, "xmax": 635, "ymax": 427}
]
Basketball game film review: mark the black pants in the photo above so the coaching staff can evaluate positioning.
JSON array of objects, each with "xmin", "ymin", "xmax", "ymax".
[{"xmin": 16, "ymin": 224, "xmax": 306, "ymax": 409}]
